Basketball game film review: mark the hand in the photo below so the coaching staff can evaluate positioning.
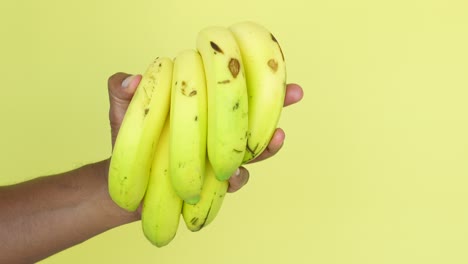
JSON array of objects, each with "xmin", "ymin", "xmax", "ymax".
[
  {"xmin": 107, "ymin": 73, "xmax": 304, "ymax": 193},
  {"xmin": 227, "ymin": 83, "xmax": 303, "ymax": 192},
  {"xmin": 108, "ymin": 73, "xmax": 143, "ymax": 146}
]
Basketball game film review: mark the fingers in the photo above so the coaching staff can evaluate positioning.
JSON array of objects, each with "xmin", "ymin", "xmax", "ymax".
[
  {"xmin": 108, "ymin": 73, "xmax": 142, "ymax": 147},
  {"xmin": 242, "ymin": 84, "xmax": 302, "ymax": 163},
  {"xmin": 108, "ymin": 73, "xmax": 142, "ymax": 104},
  {"xmin": 227, "ymin": 167, "xmax": 250, "ymax": 193},
  {"xmin": 248, "ymin": 128, "xmax": 285, "ymax": 163},
  {"xmin": 227, "ymin": 83, "xmax": 303, "ymax": 192},
  {"xmin": 284, "ymin": 83, "xmax": 304, "ymax": 107},
  {"xmin": 227, "ymin": 128, "xmax": 285, "ymax": 192}
]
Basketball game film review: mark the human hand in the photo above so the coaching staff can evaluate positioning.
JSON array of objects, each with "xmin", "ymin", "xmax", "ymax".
[
  {"xmin": 227, "ymin": 83, "xmax": 303, "ymax": 192},
  {"xmin": 107, "ymin": 73, "xmax": 303, "ymax": 193}
]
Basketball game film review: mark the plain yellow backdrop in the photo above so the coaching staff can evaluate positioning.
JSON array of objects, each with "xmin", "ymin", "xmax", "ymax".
[{"xmin": 1, "ymin": 0, "xmax": 468, "ymax": 263}]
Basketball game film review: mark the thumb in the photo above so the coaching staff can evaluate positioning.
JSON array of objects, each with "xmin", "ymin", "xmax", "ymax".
[
  {"xmin": 108, "ymin": 72, "xmax": 141, "ymax": 103},
  {"xmin": 108, "ymin": 72, "xmax": 142, "ymax": 147}
]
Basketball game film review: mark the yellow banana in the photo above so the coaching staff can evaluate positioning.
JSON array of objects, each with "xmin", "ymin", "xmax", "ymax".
[
  {"xmin": 141, "ymin": 117, "xmax": 183, "ymax": 247},
  {"xmin": 169, "ymin": 49, "xmax": 207, "ymax": 205},
  {"xmin": 108, "ymin": 57, "xmax": 173, "ymax": 211},
  {"xmin": 229, "ymin": 21, "xmax": 287, "ymax": 163},
  {"xmin": 182, "ymin": 160, "xmax": 228, "ymax": 232},
  {"xmin": 110, "ymin": 21, "xmax": 289, "ymax": 246},
  {"xmin": 197, "ymin": 26, "xmax": 248, "ymax": 181}
]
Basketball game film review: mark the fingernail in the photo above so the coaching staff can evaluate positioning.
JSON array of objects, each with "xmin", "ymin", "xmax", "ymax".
[
  {"xmin": 121, "ymin": 75, "xmax": 134, "ymax": 89},
  {"xmin": 234, "ymin": 168, "xmax": 241, "ymax": 177}
]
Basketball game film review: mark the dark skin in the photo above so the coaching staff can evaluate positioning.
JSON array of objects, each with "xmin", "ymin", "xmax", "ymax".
[{"xmin": 0, "ymin": 73, "xmax": 304, "ymax": 263}]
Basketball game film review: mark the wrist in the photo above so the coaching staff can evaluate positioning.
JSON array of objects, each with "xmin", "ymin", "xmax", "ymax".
[{"xmin": 91, "ymin": 159, "xmax": 140, "ymax": 226}]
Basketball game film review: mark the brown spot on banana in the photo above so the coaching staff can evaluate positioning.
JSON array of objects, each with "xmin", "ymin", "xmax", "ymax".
[
  {"xmin": 271, "ymin": 33, "xmax": 278, "ymax": 43},
  {"xmin": 179, "ymin": 81, "xmax": 197, "ymax": 97},
  {"xmin": 271, "ymin": 33, "xmax": 285, "ymax": 61},
  {"xmin": 233, "ymin": 148, "xmax": 243, "ymax": 153},
  {"xmin": 228, "ymin": 58, "xmax": 240, "ymax": 78},
  {"xmin": 232, "ymin": 101, "xmax": 239, "ymax": 110},
  {"xmin": 246, "ymin": 141, "xmax": 259, "ymax": 156},
  {"xmin": 217, "ymin": 79, "xmax": 230, "ymax": 84},
  {"xmin": 199, "ymin": 199, "xmax": 215, "ymax": 230},
  {"xmin": 181, "ymin": 88, "xmax": 197, "ymax": 97},
  {"xmin": 268, "ymin": 59, "xmax": 278, "ymax": 72},
  {"xmin": 210, "ymin": 41, "xmax": 224, "ymax": 54}
]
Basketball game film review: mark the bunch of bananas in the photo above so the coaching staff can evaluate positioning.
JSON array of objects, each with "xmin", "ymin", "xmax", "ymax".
[{"xmin": 108, "ymin": 21, "xmax": 287, "ymax": 247}]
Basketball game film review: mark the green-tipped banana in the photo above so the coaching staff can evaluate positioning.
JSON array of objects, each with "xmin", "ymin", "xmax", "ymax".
[
  {"xmin": 169, "ymin": 50, "xmax": 207, "ymax": 205},
  {"xmin": 141, "ymin": 117, "xmax": 183, "ymax": 247},
  {"xmin": 109, "ymin": 57, "xmax": 173, "ymax": 211},
  {"xmin": 197, "ymin": 26, "xmax": 248, "ymax": 181},
  {"xmin": 229, "ymin": 21, "xmax": 287, "ymax": 163},
  {"xmin": 182, "ymin": 160, "xmax": 229, "ymax": 232}
]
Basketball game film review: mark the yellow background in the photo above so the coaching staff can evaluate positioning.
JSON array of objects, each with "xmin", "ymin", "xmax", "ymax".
[{"xmin": 1, "ymin": 0, "xmax": 468, "ymax": 263}]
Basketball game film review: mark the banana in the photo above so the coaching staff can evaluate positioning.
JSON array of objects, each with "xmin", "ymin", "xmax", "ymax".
[
  {"xmin": 169, "ymin": 49, "xmax": 207, "ymax": 205},
  {"xmin": 182, "ymin": 160, "xmax": 229, "ymax": 232},
  {"xmin": 197, "ymin": 26, "xmax": 249, "ymax": 181},
  {"xmin": 108, "ymin": 57, "xmax": 173, "ymax": 211},
  {"xmin": 141, "ymin": 117, "xmax": 183, "ymax": 247},
  {"xmin": 229, "ymin": 21, "xmax": 287, "ymax": 163},
  {"xmin": 109, "ymin": 21, "xmax": 288, "ymax": 245}
]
